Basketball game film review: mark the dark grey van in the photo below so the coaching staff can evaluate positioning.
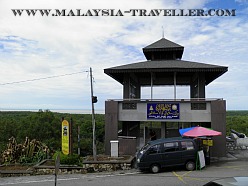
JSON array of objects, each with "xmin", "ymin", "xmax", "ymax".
[{"xmin": 136, "ymin": 137, "xmax": 198, "ymax": 173}]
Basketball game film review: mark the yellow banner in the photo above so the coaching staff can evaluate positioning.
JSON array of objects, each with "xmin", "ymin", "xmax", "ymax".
[
  {"xmin": 203, "ymin": 139, "xmax": 213, "ymax": 146},
  {"xmin": 62, "ymin": 120, "xmax": 69, "ymax": 155}
]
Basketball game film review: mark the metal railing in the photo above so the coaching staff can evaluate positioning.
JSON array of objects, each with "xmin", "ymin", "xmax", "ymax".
[{"xmin": 107, "ymin": 98, "xmax": 223, "ymax": 102}]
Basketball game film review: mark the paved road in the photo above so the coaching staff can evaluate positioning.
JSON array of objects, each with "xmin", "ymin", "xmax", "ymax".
[{"xmin": 1, "ymin": 160, "xmax": 248, "ymax": 186}]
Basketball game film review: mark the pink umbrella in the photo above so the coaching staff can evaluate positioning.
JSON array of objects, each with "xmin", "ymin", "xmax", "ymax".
[{"xmin": 182, "ymin": 126, "xmax": 222, "ymax": 137}]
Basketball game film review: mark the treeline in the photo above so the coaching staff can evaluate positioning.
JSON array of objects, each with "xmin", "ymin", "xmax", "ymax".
[{"xmin": 0, "ymin": 110, "xmax": 105, "ymax": 156}]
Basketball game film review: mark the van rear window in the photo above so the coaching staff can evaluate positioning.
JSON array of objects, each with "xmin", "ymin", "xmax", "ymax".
[{"xmin": 181, "ymin": 141, "xmax": 194, "ymax": 150}]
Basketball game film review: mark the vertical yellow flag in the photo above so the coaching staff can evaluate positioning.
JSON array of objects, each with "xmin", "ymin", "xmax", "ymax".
[{"xmin": 62, "ymin": 120, "xmax": 69, "ymax": 155}]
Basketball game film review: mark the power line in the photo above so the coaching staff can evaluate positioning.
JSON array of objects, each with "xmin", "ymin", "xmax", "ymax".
[{"xmin": 0, "ymin": 71, "xmax": 87, "ymax": 86}]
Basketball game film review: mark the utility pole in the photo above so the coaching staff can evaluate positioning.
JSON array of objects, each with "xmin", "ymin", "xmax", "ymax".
[
  {"xmin": 90, "ymin": 67, "xmax": 97, "ymax": 161},
  {"xmin": 69, "ymin": 117, "xmax": 73, "ymax": 155},
  {"xmin": 77, "ymin": 125, "xmax": 80, "ymax": 155}
]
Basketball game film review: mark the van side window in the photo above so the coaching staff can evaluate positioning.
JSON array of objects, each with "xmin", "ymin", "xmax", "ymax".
[
  {"xmin": 162, "ymin": 142, "xmax": 179, "ymax": 152},
  {"xmin": 147, "ymin": 144, "xmax": 160, "ymax": 154},
  {"xmin": 181, "ymin": 141, "xmax": 195, "ymax": 151}
]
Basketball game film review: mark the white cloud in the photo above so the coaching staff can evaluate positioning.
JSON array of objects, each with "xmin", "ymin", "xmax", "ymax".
[
  {"xmin": 235, "ymin": 0, "xmax": 248, "ymax": 4},
  {"xmin": 191, "ymin": 34, "xmax": 210, "ymax": 45}
]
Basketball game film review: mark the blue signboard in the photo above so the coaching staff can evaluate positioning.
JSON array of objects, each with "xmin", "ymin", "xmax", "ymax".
[{"xmin": 147, "ymin": 103, "xmax": 180, "ymax": 119}]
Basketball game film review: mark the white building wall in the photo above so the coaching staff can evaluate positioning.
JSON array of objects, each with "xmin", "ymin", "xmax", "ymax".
[{"xmin": 118, "ymin": 102, "xmax": 211, "ymax": 122}]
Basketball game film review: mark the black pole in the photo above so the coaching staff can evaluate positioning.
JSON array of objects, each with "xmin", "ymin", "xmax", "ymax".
[
  {"xmin": 78, "ymin": 125, "xmax": 80, "ymax": 155},
  {"xmin": 55, "ymin": 174, "xmax": 57, "ymax": 186},
  {"xmin": 90, "ymin": 67, "xmax": 97, "ymax": 161}
]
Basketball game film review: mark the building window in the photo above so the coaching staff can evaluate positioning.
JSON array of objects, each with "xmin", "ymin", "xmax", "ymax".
[
  {"xmin": 122, "ymin": 102, "xmax": 137, "ymax": 110},
  {"xmin": 191, "ymin": 103, "xmax": 206, "ymax": 110}
]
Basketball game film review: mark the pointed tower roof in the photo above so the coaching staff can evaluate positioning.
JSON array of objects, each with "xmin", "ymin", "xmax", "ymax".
[
  {"xmin": 104, "ymin": 37, "xmax": 228, "ymax": 86},
  {"xmin": 143, "ymin": 38, "xmax": 184, "ymax": 60}
]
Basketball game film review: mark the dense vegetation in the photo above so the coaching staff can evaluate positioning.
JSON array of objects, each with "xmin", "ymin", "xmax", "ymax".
[
  {"xmin": 0, "ymin": 110, "xmax": 105, "ymax": 158},
  {"xmin": 0, "ymin": 110, "xmax": 248, "ymax": 158},
  {"xmin": 226, "ymin": 110, "xmax": 248, "ymax": 136}
]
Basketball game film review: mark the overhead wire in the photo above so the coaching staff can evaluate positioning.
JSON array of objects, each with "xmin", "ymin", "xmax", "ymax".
[{"xmin": 0, "ymin": 71, "xmax": 88, "ymax": 86}]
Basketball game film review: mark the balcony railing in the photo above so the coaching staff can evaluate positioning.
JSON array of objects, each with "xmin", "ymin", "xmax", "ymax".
[{"xmin": 107, "ymin": 98, "xmax": 223, "ymax": 102}]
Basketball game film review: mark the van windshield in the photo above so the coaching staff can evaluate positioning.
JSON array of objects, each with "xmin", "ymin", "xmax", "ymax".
[{"xmin": 140, "ymin": 143, "xmax": 150, "ymax": 152}]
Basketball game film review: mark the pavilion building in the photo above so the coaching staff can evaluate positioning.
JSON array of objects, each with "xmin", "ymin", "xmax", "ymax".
[{"xmin": 104, "ymin": 37, "xmax": 228, "ymax": 157}]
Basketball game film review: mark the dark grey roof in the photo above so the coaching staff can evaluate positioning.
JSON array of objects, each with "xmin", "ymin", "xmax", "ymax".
[
  {"xmin": 143, "ymin": 38, "xmax": 184, "ymax": 60},
  {"xmin": 104, "ymin": 60, "xmax": 228, "ymax": 85},
  {"xmin": 105, "ymin": 38, "xmax": 228, "ymax": 86},
  {"xmin": 105, "ymin": 60, "xmax": 226, "ymax": 71},
  {"xmin": 143, "ymin": 38, "xmax": 183, "ymax": 49}
]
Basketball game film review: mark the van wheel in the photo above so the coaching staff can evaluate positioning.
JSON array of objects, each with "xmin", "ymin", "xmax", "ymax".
[
  {"xmin": 185, "ymin": 161, "xmax": 195, "ymax": 171},
  {"xmin": 150, "ymin": 164, "xmax": 160, "ymax": 173}
]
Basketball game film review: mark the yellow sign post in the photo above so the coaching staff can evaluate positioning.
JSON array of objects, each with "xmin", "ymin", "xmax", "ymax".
[{"xmin": 62, "ymin": 120, "xmax": 69, "ymax": 155}]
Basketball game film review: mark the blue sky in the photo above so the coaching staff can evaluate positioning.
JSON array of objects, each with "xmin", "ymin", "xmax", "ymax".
[{"xmin": 0, "ymin": 0, "xmax": 248, "ymax": 112}]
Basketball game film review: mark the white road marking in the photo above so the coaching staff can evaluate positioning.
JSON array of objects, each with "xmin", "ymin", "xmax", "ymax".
[
  {"xmin": 0, "ymin": 177, "xmax": 79, "ymax": 185},
  {"xmin": 0, "ymin": 171, "xmax": 140, "ymax": 185}
]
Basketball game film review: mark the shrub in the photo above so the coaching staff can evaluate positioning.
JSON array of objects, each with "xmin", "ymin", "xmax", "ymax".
[{"xmin": 52, "ymin": 151, "xmax": 81, "ymax": 166}]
